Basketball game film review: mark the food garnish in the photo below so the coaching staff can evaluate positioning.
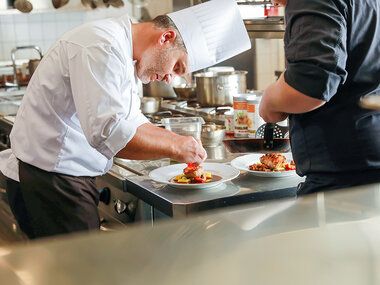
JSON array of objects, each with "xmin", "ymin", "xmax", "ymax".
[
  {"xmin": 173, "ymin": 163, "xmax": 212, "ymax": 184},
  {"xmin": 249, "ymin": 153, "xmax": 296, "ymax": 172}
]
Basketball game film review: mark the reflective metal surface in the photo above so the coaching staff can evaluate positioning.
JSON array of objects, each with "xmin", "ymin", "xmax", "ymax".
[
  {"xmin": 194, "ymin": 71, "xmax": 248, "ymax": 107},
  {"xmin": 115, "ymin": 147, "xmax": 304, "ymax": 218},
  {"xmin": 1, "ymin": 183, "xmax": 380, "ymax": 284}
]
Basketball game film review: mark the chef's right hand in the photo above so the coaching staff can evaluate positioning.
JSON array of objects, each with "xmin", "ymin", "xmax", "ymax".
[{"xmin": 172, "ymin": 136, "xmax": 207, "ymax": 165}]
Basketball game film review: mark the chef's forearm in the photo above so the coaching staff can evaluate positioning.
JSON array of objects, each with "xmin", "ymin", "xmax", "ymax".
[
  {"xmin": 260, "ymin": 73, "xmax": 325, "ymax": 116},
  {"xmin": 116, "ymin": 123, "xmax": 180, "ymax": 160}
]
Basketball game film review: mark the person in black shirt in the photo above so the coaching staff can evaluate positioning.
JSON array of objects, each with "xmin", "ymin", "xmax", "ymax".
[{"xmin": 260, "ymin": 0, "xmax": 380, "ymax": 194}]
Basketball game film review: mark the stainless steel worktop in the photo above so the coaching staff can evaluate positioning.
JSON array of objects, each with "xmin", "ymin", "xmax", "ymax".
[
  {"xmin": 1, "ymin": 183, "xmax": 380, "ymax": 285},
  {"xmin": 0, "ymin": 92, "xmax": 303, "ymax": 219},
  {"xmin": 108, "ymin": 146, "xmax": 304, "ymax": 218}
]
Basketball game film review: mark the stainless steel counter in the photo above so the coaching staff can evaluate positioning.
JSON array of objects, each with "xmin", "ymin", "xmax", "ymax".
[
  {"xmin": 1, "ymin": 183, "xmax": 380, "ymax": 285},
  {"xmin": 109, "ymin": 146, "xmax": 304, "ymax": 218}
]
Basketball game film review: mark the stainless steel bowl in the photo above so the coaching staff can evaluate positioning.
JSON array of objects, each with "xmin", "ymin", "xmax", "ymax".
[
  {"xmin": 173, "ymin": 84, "xmax": 196, "ymax": 101},
  {"xmin": 201, "ymin": 123, "xmax": 226, "ymax": 147},
  {"xmin": 142, "ymin": 81, "xmax": 177, "ymax": 99}
]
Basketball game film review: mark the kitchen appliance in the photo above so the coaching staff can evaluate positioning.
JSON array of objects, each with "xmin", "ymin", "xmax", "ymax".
[{"xmin": 194, "ymin": 71, "xmax": 248, "ymax": 107}]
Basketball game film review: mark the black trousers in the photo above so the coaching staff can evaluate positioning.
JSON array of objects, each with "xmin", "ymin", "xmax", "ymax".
[{"xmin": 6, "ymin": 160, "xmax": 100, "ymax": 239}]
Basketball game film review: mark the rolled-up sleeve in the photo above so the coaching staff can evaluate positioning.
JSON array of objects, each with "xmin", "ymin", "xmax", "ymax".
[
  {"xmin": 284, "ymin": 0, "xmax": 348, "ymax": 102},
  {"xmin": 68, "ymin": 42, "xmax": 149, "ymax": 159}
]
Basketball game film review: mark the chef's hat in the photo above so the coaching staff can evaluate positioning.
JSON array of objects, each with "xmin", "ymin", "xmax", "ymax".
[{"xmin": 168, "ymin": 0, "xmax": 251, "ymax": 72}]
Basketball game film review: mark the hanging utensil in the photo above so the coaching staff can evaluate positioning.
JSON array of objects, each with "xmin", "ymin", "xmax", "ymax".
[
  {"xmin": 14, "ymin": 0, "xmax": 33, "ymax": 13},
  {"xmin": 52, "ymin": 0, "xmax": 69, "ymax": 9},
  {"xmin": 81, "ymin": 0, "xmax": 96, "ymax": 9},
  {"xmin": 104, "ymin": 0, "xmax": 124, "ymax": 8}
]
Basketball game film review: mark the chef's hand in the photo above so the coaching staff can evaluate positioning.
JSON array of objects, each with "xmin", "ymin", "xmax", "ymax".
[
  {"xmin": 172, "ymin": 136, "xmax": 207, "ymax": 165},
  {"xmin": 259, "ymin": 105, "xmax": 288, "ymax": 123}
]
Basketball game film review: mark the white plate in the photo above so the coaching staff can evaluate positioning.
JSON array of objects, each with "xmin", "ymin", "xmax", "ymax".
[
  {"xmin": 231, "ymin": 153, "xmax": 297, "ymax": 178},
  {"xmin": 149, "ymin": 163, "xmax": 240, "ymax": 189}
]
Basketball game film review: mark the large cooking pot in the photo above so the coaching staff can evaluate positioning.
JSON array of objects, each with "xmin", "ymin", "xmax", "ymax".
[{"xmin": 194, "ymin": 71, "xmax": 247, "ymax": 107}]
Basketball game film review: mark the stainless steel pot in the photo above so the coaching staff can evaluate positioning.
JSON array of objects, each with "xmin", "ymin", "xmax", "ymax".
[
  {"xmin": 140, "ymin": 97, "xmax": 160, "ymax": 114},
  {"xmin": 194, "ymin": 71, "xmax": 248, "ymax": 107}
]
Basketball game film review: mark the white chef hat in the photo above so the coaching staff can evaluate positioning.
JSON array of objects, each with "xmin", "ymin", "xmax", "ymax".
[{"xmin": 168, "ymin": 0, "xmax": 251, "ymax": 73}]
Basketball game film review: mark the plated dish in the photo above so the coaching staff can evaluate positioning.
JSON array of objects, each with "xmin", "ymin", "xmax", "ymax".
[
  {"xmin": 149, "ymin": 162, "xmax": 240, "ymax": 189},
  {"xmin": 231, "ymin": 153, "xmax": 297, "ymax": 178}
]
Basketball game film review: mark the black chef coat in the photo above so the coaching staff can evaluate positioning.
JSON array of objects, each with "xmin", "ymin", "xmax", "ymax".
[{"xmin": 284, "ymin": 0, "xmax": 380, "ymax": 194}]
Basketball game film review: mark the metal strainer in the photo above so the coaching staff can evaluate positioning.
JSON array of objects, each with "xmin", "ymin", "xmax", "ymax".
[{"xmin": 255, "ymin": 123, "xmax": 288, "ymax": 139}]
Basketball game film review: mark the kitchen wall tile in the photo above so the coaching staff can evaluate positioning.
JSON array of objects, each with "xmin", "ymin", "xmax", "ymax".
[
  {"xmin": 42, "ymin": 13, "xmax": 56, "ymax": 22},
  {"xmin": 27, "ymin": 13, "xmax": 42, "ymax": 23},
  {"xmin": 1, "ymin": 23, "xmax": 16, "ymax": 42},
  {"xmin": 69, "ymin": 11, "xmax": 84, "ymax": 21},
  {"xmin": 55, "ymin": 12, "xmax": 69, "ymax": 22},
  {"xmin": 15, "ymin": 23, "xmax": 30, "ymax": 43},
  {"xmin": 29, "ymin": 22, "xmax": 44, "ymax": 41},
  {"xmin": 0, "ymin": 15, "xmax": 14, "ymax": 24},
  {"xmin": 0, "ymin": 43, "xmax": 3, "ymax": 61},
  {"xmin": 3, "ymin": 42, "xmax": 16, "ymax": 61},
  {"xmin": 67, "ymin": 20, "xmax": 80, "ymax": 31},
  {"xmin": 42, "ymin": 40, "xmax": 54, "ymax": 54},
  {"xmin": 56, "ymin": 22, "xmax": 70, "ymax": 38},
  {"xmin": 14, "ymin": 13, "xmax": 28, "ymax": 23},
  {"xmin": 41, "ymin": 21, "xmax": 57, "ymax": 41}
]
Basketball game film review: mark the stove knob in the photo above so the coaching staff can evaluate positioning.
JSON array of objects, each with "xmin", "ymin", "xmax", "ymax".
[
  {"xmin": 114, "ymin": 199, "xmax": 128, "ymax": 215},
  {"xmin": 99, "ymin": 187, "xmax": 111, "ymax": 205}
]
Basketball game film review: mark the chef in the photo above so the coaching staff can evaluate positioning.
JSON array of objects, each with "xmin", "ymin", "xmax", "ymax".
[
  {"xmin": 1, "ymin": 0, "xmax": 251, "ymax": 239},
  {"xmin": 260, "ymin": 0, "xmax": 380, "ymax": 194}
]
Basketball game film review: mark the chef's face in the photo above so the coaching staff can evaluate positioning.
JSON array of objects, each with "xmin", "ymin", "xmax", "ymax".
[
  {"xmin": 271, "ymin": 0, "xmax": 287, "ymax": 6},
  {"xmin": 136, "ymin": 30, "xmax": 189, "ymax": 84}
]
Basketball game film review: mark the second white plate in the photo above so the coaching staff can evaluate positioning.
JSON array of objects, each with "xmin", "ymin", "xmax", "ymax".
[{"xmin": 231, "ymin": 153, "xmax": 297, "ymax": 178}]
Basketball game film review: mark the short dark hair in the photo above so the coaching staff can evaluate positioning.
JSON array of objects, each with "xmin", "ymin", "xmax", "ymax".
[{"xmin": 151, "ymin": 15, "xmax": 186, "ymax": 50}]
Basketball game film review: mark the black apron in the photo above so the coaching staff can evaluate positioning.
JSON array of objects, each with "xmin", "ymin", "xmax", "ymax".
[
  {"xmin": 6, "ymin": 160, "xmax": 100, "ymax": 239},
  {"xmin": 283, "ymin": 0, "xmax": 380, "ymax": 194}
]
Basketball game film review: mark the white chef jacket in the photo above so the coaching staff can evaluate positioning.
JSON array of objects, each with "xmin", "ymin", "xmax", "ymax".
[{"xmin": 0, "ymin": 15, "xmax": 149, "ymax": 181}]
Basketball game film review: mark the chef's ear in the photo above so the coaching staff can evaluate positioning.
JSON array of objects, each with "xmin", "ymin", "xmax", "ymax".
[{"xmin": 159, "ymin": 30, "xmax": 177, "ymax": 46}]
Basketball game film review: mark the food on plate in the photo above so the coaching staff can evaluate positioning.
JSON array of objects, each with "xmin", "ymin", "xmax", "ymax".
[
  {"xmin": 173, "ymin": 163, "xmax": 213, "ymax": 184},
  {"xmin": 249, "ymin": 153, "xmax": 296, "ymax": 172}
]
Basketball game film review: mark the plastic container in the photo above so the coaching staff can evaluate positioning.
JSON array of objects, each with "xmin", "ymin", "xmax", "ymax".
[
  {"xmin": 233, "ymin": 94, "xmax": 250, "ymax": 138},
  {"xmin": 161, "ymin": 117, "xmax": 205, "ymax": 139},
  {"xmin": 247, "ymin": 95, "xmax": 265, "ymax": 138}
]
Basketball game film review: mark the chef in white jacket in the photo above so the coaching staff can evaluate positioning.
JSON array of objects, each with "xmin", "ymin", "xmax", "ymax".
[{"xmin": 0, "ymin": 0, "xmax": 250, "ymax": 239}]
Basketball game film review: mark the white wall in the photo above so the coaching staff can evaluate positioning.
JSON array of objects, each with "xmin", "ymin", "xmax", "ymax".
[{"xmin": 0, "ymin": 0, "xmax": 173, "ymax": 63}]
